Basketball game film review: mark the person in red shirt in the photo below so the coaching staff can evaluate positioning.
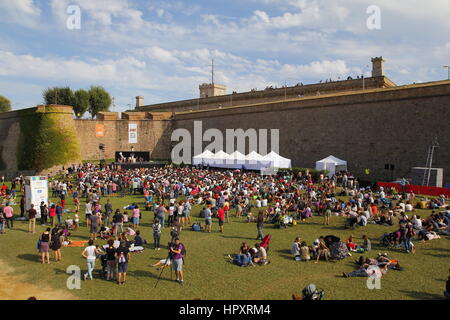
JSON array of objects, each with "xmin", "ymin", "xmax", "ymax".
[
  {"xmin": 371, "ymin": 204, "xmax": 378, "ymax": 217},
  {"xmin": 217, "ymin": 206, "xmax": 225, "ymax": 233}
]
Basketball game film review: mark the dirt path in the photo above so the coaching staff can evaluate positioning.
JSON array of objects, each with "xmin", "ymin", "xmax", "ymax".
[{"xmin": 0, "ymin": 260, "xmax": 77, "ymax": 300}]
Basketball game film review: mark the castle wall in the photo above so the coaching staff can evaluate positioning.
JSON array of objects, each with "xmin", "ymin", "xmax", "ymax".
[
  {"xmin": 173, "ymin": 81, "xmax": 450, "ymax": 183},
  {"xmin": 139, "ymin": 76, "xmax": 395, "ymax": 113},
  {"xmin": 74, "ymin": 119, "xmax": 172, "ymax": 161}
]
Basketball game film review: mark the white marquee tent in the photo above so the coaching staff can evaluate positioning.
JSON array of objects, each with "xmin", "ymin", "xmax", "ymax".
[
  {"xmin": 193, "ymin": 150, "xmax": 292, "ymax": 170},
  {"xmin": 261, "ymin": 151, "xmax": 292, "ymax": 169},
  {"xmin": 315, "ymin": 155, "xmax": 347, "ymax": 177}
]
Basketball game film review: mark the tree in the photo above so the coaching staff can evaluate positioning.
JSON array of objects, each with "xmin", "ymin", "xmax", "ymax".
[
  {"xmin": 73, "ymin": 89, "xmax": 90, "ymax": 118},
  {"xmin": 43, "ymin": 87, "xmax": 75, "ymax": 106},
  {"xmin": 88, "ymin": 85, "xmax": 112, "ymax": 118},
  {"xmin": 0, "ymin": 95, "xmax": 11, "ymax": 113}
]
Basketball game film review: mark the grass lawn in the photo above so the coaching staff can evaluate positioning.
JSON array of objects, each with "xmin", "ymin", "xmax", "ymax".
[{"xmin": 0, "ymin": 185, "xmax": 449, "ymax": 300}]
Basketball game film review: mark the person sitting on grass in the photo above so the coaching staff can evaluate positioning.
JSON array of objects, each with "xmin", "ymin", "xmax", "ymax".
[
  {"xmin": 291, "ymin": 237, "xmax": 301, "ymax": 261},
  {"xmin": 228, "ymin": 242, "xmax": 253, "ymax": 267},
  {"xmin": 300, "ymin": 241, "xmax": 311, "ymax": 262},
  {"xmin": 252, "ymin": 243, "xmax": 269, "ymax": 265},
  {"xmin": 314, "ymin": 237, "xmax": 330, "ymax": 264},
  {"xmin": 133, "ymin": 230, "xmax": 147, "ymax": 246},
  {"xmin": 346, "ymin": 235, "xmax": 358, "ymax": 252}
]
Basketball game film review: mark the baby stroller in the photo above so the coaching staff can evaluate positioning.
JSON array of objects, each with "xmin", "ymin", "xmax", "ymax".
[{"xmin": 302, "ymin": 284, "xmax": 325, "ymax": 300}]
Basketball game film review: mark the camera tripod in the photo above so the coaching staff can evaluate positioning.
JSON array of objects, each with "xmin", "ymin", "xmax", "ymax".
[{"xmin": 154, "ymin": 252, "xmax": 173, "ymax": 288}]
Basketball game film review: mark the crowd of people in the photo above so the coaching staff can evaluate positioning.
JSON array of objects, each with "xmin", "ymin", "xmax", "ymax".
[{"xmin": 0, "ymin": 163, "xmax": 449, "ymax": 296}]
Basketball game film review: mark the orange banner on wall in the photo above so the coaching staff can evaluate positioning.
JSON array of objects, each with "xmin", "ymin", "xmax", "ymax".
[{"xmin": 95, "ymin": 124, "xmax": 105, "ymax": 137}]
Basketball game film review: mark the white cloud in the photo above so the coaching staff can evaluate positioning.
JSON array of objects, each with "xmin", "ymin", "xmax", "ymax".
[{"xmin": 0, "ymin": 0, "xmax": 41, "ymax": 27}]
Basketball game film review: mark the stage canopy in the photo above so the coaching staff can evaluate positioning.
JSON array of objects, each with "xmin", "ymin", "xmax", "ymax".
[{"xmin": 315, "ymin": 155, "xmax": 347, "ymax": 177}]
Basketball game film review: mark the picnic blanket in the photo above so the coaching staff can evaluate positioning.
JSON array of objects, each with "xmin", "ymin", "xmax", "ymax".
[{"xmin": 66, "ymin": 241, "xmax": 88, "ymax": 247}]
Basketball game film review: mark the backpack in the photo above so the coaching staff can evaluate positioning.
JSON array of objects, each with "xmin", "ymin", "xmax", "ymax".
[{"xmin": 180, "ymin": 243, "xmax": 187, "ymax": 258}]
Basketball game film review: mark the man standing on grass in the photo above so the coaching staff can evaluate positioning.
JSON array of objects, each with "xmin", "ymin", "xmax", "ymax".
[
  {"xmin": 56, "ymin": 202, "xmax": 63, "ymax": 226},
  {"xmin": 28, "ymin": 204, "xmax": 37, "ymax": 234},
  {"xmin": 170, "ymin": 238, "xmax": 184, "ymax": 285}
]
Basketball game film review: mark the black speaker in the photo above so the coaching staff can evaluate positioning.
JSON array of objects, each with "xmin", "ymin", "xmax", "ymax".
[
  {"xmin": 384, "ymin": 164, "xmax": 389, "ymax": 170},
  {"xmin": 390, "ymin": 164, "xmax": 395, "ymax": 171}
]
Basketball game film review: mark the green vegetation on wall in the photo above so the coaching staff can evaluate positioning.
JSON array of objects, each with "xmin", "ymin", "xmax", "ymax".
[{"xmin": 16, "ymin": 106, "xmax": 81, "ymax": 171}]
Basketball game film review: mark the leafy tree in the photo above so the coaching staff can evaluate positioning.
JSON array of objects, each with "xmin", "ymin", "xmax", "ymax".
[
  {"xmin": 73, "ymin": 89, "xmax": 90, "ymax": 118},
  {"xmin": 43, "ymin": 87, "xmax": 75, "ymax": 106},
  {"xmin": 88, "ymin": 85, "xmax": 112, "ymax": 118},
  {"xmin": 0, "ymin": 95, "xmax": 11, "ymax": 113}
]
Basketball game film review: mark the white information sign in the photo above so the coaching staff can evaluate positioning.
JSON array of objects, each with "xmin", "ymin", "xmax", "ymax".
[
  {"xmin": 25, "ymin": 176, "xmax": 48, "ymax": 219},
  {"xmin": 129, "ymin": 123, "xmax": 138, "ymax": 144}
]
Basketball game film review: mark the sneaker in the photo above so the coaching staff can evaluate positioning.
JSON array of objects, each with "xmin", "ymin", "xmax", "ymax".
[
  {"xmin": 342, "ymin": 272, "xmax": 348, "ymax": 278},
  {"xmin": 227, "ymin": 254, "xmax": 233, "ymax": 260}
]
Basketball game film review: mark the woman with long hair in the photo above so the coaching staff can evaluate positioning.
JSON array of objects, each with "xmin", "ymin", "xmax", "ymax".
[
  {"xmin": 50, "ymin": 227, "xmax": 62, "ymax": 262},
  {"xmin": 39, "ymin": 228, "xmax": 51, "ymax": 264},
  {"xmin": 256, "ymin": 211, "xmax": 264, "ymax": 240}
]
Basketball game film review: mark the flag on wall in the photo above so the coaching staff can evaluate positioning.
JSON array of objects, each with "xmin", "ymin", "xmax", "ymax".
[{"xmin": 95, "ymin": 124, "xmax": 105, "ymax": 137}]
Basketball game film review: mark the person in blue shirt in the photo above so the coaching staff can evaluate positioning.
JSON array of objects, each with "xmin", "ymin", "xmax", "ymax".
[{"xmin": 56, "ymin": 203, "xmax": 63, "ymax": 226}]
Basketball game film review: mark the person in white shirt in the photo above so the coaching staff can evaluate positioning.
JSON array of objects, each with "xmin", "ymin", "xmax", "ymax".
[{"xmin": 81, "ymin": 240, "xmax": 101, "ymax": 280}]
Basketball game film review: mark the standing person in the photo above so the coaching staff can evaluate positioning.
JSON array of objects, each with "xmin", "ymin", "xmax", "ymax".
[
  {"xmin": 405, "ymin": 223, "xmax": 416, "ymax": 254},
  {"xmin": 49, "ymin": 204, "xmax": 57, "ymax": 227},
  {"xmin": 56, "ymin": 202, "xmax": 63, "ymax": 226},
  {"xmin": 183, "ymin": 200, "xmax": 191, "ymax": 226},
  {"xmin": 113, "ymin": 209, "xmax": 124, "ymax": 237},
  {"xmin": 152, "ymin": 218, "xmax": 162, "ymax": 250},
  {"xmin": 155, "ymin": 202, "xmax": 167, "ymax": 229},
  {"xmin": 89, "ymin": 212, "xmax": 100, "ymax": 240},
  {"xmin": 20, "ymin": 196, "xmax": 25, "ymax": 218},
  {"xmin": 60, "ymin": 192, "xmax": 66, "ymax": 209},
  {"xmin": 85, "ymin": 201, "xmax": 92, "ymax": 228},
  {"xmin": 104, "ymin": 199, "xmax": 113, "ymax": 227},
  {"xmin": 105, "ymin": 239, "xmax": 117, "ymax": 281},
  {"xmin": 73, "ymin": 189, "xmax": 80, "ymax": 211},
  {"xmin": 81, "ymin": 240, "xmax": 100, "ymax": 280},
  {"xmin": 217, "ymin": 205, "xmax": 225, "ymax": 233},
  {"xmin": 170, "ymin": 238, "xmax": 185, "ymax": 285},
  {"xmin": 0, "ymin": 209, "xmax": 5, "ymax": 234},
  {"xmin": 40, "ymin": 202, "xmax": 48, "ymax": 226},
  {"xmin": 132, "ymin": 205, "xmax": 140, "ymax": 230},
  {"xmin": 204, "ymin": 204, "xmax": 212, "ymax": 233},
  {"xmin": 28, "ymin": 204, "xmax": 37, "ymax": 234},
  {"xmin": 39, "ymin": 228, "xmax": 51, "ymax": 264},
  {"xmin": 223, "ymin": 198, "xmax": 230, "ymax": 223},
  {"xmin": 50, "ymin": 228, "xmax": 62, "ymax": 262},
  {"xmin": 3, "ymin": 204, "xmax": 14, "ymax": 229},
  {"xmin": 256, "ymin": 211, "xmax": 264, "ymax": 240},
  {"xmin": 116, "ymin": 241, "xmax": 130, "ymax": 285},
  {"xmin": 324, "ymin": 202, "xmax": 331, "ymax": 225}
]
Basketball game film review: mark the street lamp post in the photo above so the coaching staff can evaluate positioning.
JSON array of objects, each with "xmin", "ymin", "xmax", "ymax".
[{"xmin": 444, "ymin": 66, "xmax": 450, "ymax": 80}]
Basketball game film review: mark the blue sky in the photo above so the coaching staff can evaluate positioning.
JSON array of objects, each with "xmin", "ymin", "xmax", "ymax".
[{"xmin": 0, "ymin": 0, "xmax": 449, "ymax": 112}]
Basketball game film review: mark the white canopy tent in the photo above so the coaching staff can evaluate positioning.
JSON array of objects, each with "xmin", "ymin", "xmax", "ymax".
[
  {"xmin": 192, "ymin": 150, "xmax": 215, "ymax": 166},
  {"xmin": 226, "ymin": 151, "xmax": 247, "ymax": 169},
  {"xmin": 261, "ymin": 151, "xmax": 292, "ymax": 169},
  {"xmin": 315, "ymin": 155, "xmax": 347, "ymax": 177},
  {"xmin": 244, "ymin": 151, "xmax": 267, "ymax": 170},
  {"xmin": 205, "ymin": 150, "xmax": 229, "ymax": 168}
]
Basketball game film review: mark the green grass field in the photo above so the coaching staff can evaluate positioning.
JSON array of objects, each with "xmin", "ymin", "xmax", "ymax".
[{"xmin": 0, "ymin": 185, "xmax": 449, "ymax": 300}]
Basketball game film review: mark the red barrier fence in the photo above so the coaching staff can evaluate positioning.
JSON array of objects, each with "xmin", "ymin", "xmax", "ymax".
[{"xmin": 376, "ymin": 182, "xmax": 450, "ymax": 198}]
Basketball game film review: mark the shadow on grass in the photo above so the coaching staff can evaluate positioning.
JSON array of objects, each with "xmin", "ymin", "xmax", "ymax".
[
  {"xmin": 17, "ymin": 253, "xmax": 40, "ymax": 263},
  {"xmin": 220, "ymin": 235, "xmax": 253, "ymax": 240},
  {"xmin": 398, "ymin": 290, "xmax": 444, "ymax": 300},
  {"xmin": 276, "ymin": 249, "xmax": 294, "ymax": 261}
]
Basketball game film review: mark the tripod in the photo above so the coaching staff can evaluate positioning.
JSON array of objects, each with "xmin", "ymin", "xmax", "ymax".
[{"xmin": 154, "ymin": 252, "xmax": 172, "ymax": 288}]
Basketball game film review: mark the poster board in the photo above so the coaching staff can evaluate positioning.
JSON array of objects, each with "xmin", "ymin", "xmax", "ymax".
[
  {"xmin": 25, "ymin": 176, "xmax": 48, "ymax": 219},
  {"xmin": 129, "ymin": 123, "xmax": 138, "ymax": 144}
]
